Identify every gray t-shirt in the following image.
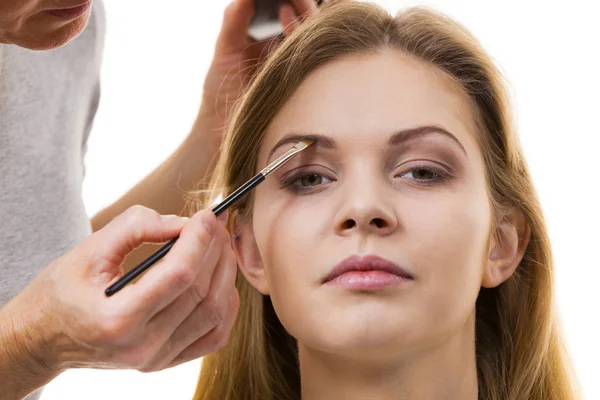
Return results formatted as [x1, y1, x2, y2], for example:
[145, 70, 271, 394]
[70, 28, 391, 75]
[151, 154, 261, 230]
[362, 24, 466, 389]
[0, 2, 105, 399]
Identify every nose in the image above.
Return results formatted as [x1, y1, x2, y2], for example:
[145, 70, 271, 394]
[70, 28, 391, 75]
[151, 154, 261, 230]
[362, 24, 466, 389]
[334, 183, 398, 237]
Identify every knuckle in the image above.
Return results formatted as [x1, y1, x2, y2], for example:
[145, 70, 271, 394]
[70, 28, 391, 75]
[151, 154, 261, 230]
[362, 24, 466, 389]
[193, 221, 214, 249]
[190, 280, 210, 305]
[98, 317, 128, 343]
[122, 206, 161, 239]
[126, 350, 149, 370]
[207, 299, 226, 327]
[137, 362, 158, 373]
[125, 343, 158, 370]
[172, 267, 196, 291]
[211, 331, 229, 352]
[126, 205, 162, 228]
[137, 357, 163, 374]
[125, 205, 150, 220]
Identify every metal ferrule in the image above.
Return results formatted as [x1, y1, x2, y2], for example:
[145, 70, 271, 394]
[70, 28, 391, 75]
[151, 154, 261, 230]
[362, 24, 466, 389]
[260, 141, 313, 177]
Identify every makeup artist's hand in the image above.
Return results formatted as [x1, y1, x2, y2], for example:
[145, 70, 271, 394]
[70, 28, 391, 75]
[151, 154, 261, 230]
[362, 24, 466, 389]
[197, 0, 317, 129]
[0, 206, 238, 387]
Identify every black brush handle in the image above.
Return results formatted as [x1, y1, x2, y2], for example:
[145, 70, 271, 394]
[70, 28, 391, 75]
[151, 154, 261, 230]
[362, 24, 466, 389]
[212, 173, 264, 215]
[105, 173, 265, 297]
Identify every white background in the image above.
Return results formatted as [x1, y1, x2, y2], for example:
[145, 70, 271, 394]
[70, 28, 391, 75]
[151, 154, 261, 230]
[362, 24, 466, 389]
[42, 0, 600, 399]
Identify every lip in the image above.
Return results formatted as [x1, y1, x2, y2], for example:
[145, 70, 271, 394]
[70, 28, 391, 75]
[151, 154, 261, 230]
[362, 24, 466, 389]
[46, 1, 92, 19]
[323, 254, 414, 290]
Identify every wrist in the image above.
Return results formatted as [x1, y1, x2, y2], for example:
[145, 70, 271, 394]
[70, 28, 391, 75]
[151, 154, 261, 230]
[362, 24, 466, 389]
[1, 298, 65, 379]
[0, 304, 60, 399]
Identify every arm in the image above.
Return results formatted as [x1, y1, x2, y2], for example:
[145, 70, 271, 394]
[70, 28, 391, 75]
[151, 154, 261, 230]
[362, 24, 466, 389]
[90, 0, 317, 272]
[0, 303, 62, 400]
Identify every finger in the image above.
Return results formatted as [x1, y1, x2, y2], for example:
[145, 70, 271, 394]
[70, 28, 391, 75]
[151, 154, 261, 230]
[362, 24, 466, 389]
[280, 3, 300, 36]
[144, 221, 232, 338]
[89, 206, 187, 266]
[124, 210, 222, 316]
[290, 0, 318, 16]
[217, 0, 256, 51]
[148, 234, 237, 365]
[166, 287, 240, 368]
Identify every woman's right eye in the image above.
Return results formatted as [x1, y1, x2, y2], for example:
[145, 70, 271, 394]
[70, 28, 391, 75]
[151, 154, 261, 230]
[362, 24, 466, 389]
[294, 174, 331, 187]
[282, 171, 334, 193]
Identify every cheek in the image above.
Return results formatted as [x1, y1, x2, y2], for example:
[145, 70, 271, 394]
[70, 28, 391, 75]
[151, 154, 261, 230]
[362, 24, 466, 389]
[252, 194, 330, 330]
[409, 196, 490, 276]
[405, 188, 491, 331]
[253, 188, 332, 279]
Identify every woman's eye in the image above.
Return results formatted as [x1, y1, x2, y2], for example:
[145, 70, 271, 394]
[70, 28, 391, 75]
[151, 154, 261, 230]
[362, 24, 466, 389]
[396, 165, 449, 184]
[401, 168, 437, 180]
[292, 173, 332, 187]
[282, 170, 334, 193]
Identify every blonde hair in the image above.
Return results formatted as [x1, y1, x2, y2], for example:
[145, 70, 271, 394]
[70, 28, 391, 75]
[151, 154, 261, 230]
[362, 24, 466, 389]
[191, 2, 580, 399]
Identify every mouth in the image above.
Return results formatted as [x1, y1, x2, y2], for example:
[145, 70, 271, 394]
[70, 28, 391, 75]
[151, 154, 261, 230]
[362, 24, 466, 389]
[323, 254, 414, 290]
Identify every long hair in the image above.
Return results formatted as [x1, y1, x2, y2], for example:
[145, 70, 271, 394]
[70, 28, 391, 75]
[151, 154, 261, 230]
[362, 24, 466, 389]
[191, 2, 580, 399]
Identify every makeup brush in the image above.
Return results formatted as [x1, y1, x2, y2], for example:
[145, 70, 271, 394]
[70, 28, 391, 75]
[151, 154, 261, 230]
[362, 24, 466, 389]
[105, 139, 315, 297]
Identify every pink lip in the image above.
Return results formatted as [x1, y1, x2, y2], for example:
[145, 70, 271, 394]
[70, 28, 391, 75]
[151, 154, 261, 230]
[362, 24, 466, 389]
[323, 254, 414, 290]
[46, 1, 92, 19]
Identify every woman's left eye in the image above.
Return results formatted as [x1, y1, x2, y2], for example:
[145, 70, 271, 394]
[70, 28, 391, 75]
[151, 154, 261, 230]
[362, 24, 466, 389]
[401, 168, 437, 180]
[396, 166, 448, 184]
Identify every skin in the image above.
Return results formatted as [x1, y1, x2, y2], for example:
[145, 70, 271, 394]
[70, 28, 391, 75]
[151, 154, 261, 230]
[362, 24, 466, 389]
[0, 0, 93, 50]
[0, 0, 316, 398]
[0, 207, 239, 398]
[234, 51, 529, 399]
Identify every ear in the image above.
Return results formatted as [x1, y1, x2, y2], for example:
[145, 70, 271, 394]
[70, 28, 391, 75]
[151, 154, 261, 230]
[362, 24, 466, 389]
[482, 207, 531, 288]
[230, 211, 270, 295]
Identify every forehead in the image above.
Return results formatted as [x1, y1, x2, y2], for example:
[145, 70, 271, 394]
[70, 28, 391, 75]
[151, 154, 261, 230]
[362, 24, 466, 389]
[261, 50, 480, 159]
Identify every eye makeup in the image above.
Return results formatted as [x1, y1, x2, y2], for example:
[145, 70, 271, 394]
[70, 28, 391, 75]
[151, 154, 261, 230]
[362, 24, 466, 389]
[105, 139, 315, 297]
[281, 166, 336, 194]
[279, 161, 452, 195]
[390, 140, 465, 173]
[393, 161, 453, 187]
[267, 125, 467, 166]
[267, 128, 467, 198]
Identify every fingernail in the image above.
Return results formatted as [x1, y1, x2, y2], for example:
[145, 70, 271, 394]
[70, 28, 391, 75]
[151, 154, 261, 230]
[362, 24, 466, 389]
[202, 212, 216, 235]
[217, 210, 229, 226]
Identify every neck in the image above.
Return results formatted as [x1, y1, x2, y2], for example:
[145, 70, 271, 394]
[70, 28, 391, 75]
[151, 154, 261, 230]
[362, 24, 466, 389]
[298, 319, 478, 400]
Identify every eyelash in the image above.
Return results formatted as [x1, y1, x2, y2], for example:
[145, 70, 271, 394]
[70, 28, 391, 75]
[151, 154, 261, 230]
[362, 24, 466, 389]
[281, 168, 334, 194]
[394, 163, 451, 187]
[281, 163, 451, 194]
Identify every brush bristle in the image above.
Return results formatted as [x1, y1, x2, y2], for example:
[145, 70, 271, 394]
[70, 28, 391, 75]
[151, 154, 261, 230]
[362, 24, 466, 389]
[297, 139, 315, 149]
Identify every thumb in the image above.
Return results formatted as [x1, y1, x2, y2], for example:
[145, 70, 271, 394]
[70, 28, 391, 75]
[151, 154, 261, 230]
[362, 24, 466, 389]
[90, 206, 187, 266]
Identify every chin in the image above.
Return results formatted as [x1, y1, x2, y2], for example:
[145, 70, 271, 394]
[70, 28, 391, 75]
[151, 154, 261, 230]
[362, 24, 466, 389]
[304, 333, 409, 366]
[14, 13, 91, 50]
[302, 314, 420, 358]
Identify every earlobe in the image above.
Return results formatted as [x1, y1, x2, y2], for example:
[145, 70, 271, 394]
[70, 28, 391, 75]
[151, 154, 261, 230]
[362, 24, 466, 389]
[231, 211, 270, 295]
[482, 208, 531, 288]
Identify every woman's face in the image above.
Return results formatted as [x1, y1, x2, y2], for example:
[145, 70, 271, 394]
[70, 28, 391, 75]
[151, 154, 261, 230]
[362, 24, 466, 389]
[237, 51, 496, 359]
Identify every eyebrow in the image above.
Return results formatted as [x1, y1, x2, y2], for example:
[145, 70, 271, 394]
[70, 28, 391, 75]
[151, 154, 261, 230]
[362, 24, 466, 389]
[266, 125, 468, 162]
